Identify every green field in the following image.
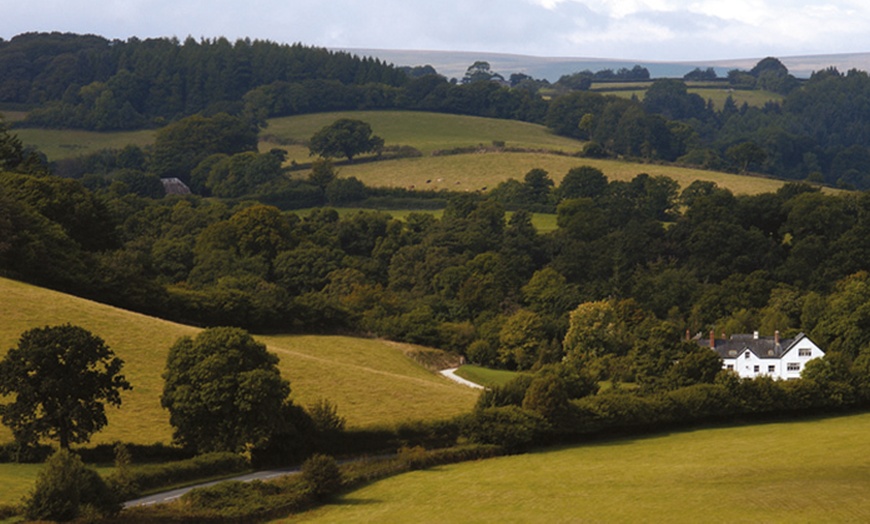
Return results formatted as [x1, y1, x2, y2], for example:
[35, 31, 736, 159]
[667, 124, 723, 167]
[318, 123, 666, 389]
[0, 277, 478, 445]
[295, 412, 870, 523]
[590, 83, 785, 111]
[262, 110, 585, 158]
[322, 150, 791, 195]
[13, 127, 155, 161]
[454, 364, 522, 388]
[12, 109, 810, 197]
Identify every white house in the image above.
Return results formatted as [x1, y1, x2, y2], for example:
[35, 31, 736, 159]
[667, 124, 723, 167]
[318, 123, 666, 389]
[702, 331, 824, 380]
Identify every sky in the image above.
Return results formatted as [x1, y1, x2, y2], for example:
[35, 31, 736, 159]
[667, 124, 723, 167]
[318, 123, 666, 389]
[2, 0, 870, 62]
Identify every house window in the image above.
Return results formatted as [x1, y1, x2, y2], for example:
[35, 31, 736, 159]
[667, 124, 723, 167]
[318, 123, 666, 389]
[768, 365, 776, 373]
[726, 364, 734, 370]
[745, 351, 751, 359]
[729, 350, 737, 357]
[799, 348, 811, 357]
[753, 365, 760, 372]
[788, 362, 800, 372]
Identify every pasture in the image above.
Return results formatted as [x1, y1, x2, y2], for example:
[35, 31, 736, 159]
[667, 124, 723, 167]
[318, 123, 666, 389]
[295, 412, 870, 523]
[454, 364, 522, 388]
[261, 110, 585, 158]
[11, 109, 811, 197]
[322, 150, 791, 195]
[13, 127, 155, 161]
[0, 277, 479, 446]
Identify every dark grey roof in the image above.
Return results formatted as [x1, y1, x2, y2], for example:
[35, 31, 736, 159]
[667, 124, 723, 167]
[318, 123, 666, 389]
[160, 177, 191, 195]
[700, 332, 811, 360]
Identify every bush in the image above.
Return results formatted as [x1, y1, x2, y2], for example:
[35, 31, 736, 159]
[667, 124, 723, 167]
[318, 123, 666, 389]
[476, 374, 534, 409]
[301, 454, 343, 498]
[24, 449, 119, 522]
[459, 406, 547, 452]
[124, 452, 249, 493]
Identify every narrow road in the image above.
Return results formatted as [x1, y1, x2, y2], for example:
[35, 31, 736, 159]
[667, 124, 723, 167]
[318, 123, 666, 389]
[123, 467, 302, 508]
[439, 367, 485, 389]
[126, 367, 483, 508]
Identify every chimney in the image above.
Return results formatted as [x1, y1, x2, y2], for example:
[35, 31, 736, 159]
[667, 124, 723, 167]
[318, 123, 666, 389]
[753, 330, 759, 340]
[775, 330, 780, 346]
[709, 330, 715, 348]
[686, 329, 691, 342]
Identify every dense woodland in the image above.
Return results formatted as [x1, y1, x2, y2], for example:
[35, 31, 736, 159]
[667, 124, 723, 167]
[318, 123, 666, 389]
[4, 33, 870, 188]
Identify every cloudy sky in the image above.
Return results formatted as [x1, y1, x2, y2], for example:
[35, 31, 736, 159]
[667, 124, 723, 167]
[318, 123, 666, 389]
[2, 0, 869, 61]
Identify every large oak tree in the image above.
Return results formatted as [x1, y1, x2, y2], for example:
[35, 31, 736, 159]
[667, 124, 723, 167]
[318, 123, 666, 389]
[0, 324, 132, 449]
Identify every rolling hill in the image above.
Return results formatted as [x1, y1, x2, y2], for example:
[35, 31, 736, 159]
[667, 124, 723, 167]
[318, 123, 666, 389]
[0, 277, 479, 446]
[296, 412, 870, 522]
[263, 111, 808, 195]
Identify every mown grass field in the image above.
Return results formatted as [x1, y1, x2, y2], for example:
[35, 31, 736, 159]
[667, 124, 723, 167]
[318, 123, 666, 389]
[262, 110, 585, 158]
[0, 277, 478, 446]
[323, 150, 791, 195]
[454, 364, 522, 388]
[13, 127, 155, 161]
[295, 412, 870, 523]
[13, 109, 812, 197]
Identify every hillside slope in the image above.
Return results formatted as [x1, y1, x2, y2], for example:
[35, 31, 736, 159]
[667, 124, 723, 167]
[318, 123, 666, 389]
[0, 277, 478, 445]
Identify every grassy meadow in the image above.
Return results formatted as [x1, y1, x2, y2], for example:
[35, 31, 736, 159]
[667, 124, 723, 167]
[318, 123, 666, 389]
[454, 364, 522, 388]
[262, 110, 584, 158]
[295, 412, 870, 523]
[11, 109, 812, 197]
[13, 127, 155, 161]
[590, 83, 785, 111]
[321, 150, 791, 195]
[0, 277, 479, 446]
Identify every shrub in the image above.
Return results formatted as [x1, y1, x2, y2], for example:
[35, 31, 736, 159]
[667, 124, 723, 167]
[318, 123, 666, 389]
[459, 406, 547, 452]
[308, 398, 347, 434]
[475, 374, 534, 409]
[24, 449, 119, 522]
[301, 454, 343, 498]
[124, 452, 249, 493]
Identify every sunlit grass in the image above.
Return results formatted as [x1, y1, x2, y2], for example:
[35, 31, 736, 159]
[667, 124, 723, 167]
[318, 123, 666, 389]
[263, 110, 585, 157]
[0, 277, 478, 444]
[326, 151, 794, 195]
[260, 335, 479, 428]
[453, 365, 523, 388]
[295, 412, 870, 523]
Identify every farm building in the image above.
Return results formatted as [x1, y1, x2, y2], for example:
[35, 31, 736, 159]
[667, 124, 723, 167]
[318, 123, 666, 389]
[701, 331, 824, 380]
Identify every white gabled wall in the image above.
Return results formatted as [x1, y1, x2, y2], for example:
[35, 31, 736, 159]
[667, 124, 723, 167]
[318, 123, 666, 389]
[718, 336, 824, 380]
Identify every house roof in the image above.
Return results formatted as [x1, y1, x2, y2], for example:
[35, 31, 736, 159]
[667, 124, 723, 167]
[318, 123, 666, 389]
[160, 177, 191, 195]
[702, 332, 816, 360]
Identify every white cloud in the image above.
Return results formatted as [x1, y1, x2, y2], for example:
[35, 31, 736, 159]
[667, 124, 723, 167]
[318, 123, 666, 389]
[4, 0, 870, 61]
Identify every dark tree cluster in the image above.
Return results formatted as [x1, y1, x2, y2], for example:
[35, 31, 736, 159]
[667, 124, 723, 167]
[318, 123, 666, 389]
[1, 32, 405, 130]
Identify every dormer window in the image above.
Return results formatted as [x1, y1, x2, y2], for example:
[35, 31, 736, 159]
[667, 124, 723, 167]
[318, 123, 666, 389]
[728, 350, 737, 357]
[798, 348, 811, 357]
[744, 351, 751, 358]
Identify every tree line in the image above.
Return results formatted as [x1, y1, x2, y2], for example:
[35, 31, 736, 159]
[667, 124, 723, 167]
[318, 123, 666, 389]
[7, 33, 870, 188]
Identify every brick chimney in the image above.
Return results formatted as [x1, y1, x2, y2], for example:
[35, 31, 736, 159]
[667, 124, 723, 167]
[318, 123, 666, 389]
[775, 330, 780, 346]
[709, 330, 715, 348]
[686, 329, 691, 342]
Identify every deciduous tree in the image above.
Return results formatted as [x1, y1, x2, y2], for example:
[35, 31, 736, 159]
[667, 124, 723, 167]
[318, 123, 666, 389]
[309, 118, 384, 162]
[0, 324, 132, 449]
[160, 327, 291, 453]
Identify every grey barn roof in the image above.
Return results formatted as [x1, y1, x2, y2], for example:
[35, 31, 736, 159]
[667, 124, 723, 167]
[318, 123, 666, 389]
[701, 333, 810, 360]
